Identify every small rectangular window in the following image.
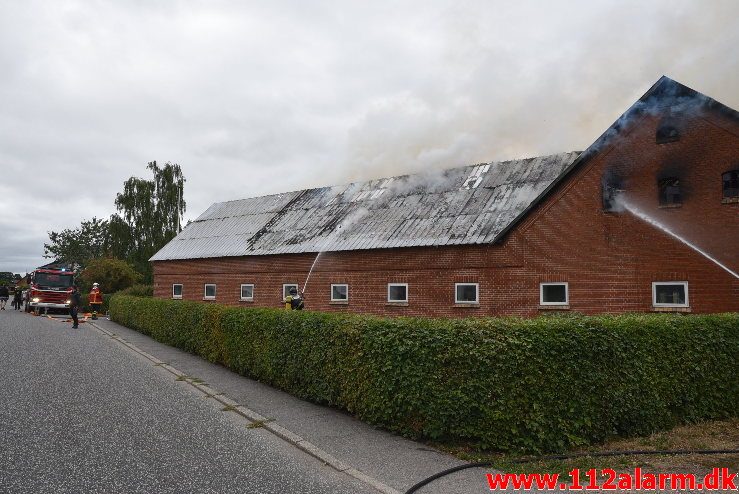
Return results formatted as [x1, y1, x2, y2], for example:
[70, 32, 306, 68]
[723, 170, 739, 199]
[658, 177, 682, 206]
[387, 283, 408, 303]
[283, 284, 299, 300]
[172, 284, 183, 299]
[652, 282, 688, 307]
[455, 283, 479, 304]
[656, 123, 680, 144]
[204, 284, 216, 299]
[540, 282, 568, 305]
[602, 176, 623, 212]
[240, 284, 254, 301]
[331, 284, 348, 302]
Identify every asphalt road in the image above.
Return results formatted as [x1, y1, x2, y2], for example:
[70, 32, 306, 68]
[0, 309, 374, 494]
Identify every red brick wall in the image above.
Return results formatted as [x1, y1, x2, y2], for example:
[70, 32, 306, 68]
[153, 107, 739, 317]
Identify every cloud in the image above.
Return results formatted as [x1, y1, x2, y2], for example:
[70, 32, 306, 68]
[342, 0, 739, 182]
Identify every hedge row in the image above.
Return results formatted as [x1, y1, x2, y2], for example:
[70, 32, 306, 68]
[109, 295, 738, 453]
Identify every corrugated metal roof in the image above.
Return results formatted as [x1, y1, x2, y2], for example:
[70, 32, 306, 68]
[151, 152, 580, 261]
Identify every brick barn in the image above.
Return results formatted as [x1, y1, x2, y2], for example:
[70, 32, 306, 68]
[151, 76, 739, 317]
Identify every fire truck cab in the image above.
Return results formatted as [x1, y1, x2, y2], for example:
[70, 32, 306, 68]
[26, 263, 76, 314]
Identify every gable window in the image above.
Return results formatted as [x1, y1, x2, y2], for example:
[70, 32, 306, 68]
[658, 177, 682, 207]
[240, 284, 254, 301]
[387, 283, 408, 303]
[656, 121, 680, 144]
[172, 284, 183, 299]
[652, 282, 688, 307]
[283, 284, 299, 300]
[602, 175, 623, 212]
[455, 283, 479, 304]
[204, 284, 216, 300]
[723, 170, 739, 201]
[331, 284, 348, 302]
[540, 282, 568, 306]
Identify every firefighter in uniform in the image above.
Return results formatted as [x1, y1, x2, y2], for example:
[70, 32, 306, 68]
[284, 287, 304, 310]
[89, 282, 104, 320]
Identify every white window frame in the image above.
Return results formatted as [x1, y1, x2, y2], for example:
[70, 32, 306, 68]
[539, 282, 569, 306]
[204, 283, 216, 300]
[240, 284, 254, 301]
[652, 281, 689, 308]
[172, 284, 183, 299]
[283, 283, 299, 301]
[330, 283, 349, 302]
[454, 283, 479, 304]
[387, 283, 409, 303]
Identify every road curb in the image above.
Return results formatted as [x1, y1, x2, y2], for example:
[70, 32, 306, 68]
[88, 321, 401, 494]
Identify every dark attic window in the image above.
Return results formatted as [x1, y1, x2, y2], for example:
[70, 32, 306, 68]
[656, 122, 680, 144]
[602, 177, 623, 212]
[658, 177, 682, 207]
[723, 170, 739, 201]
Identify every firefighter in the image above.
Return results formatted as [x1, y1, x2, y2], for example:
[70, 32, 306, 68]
[88, 282, 103, 320]
[284, 287, 304, 310]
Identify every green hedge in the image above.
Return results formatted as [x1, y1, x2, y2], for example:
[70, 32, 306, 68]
[109, 295, 738, 453]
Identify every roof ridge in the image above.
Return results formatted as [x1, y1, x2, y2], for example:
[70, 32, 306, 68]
[210, 151, 582, 208]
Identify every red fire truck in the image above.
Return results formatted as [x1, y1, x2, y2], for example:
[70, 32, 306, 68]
[26, 262, 76, 314]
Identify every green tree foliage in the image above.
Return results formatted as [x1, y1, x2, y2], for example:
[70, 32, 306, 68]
[116, 284, 154, 297]
[78, 258, 140, 294]
[110, 161, 185, 281]
[44, 217, 110, 268]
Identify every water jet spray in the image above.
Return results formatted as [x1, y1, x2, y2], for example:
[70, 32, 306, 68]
[302, 208, 371, 294]
[616, 195, 739, 280]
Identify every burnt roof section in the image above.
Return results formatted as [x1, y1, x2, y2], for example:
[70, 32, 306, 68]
[150, 152, 580, 260]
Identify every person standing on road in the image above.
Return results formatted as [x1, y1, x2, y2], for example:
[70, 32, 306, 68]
[12, 288, 22, 310]
[69, 286, 81, 328]
[88, 282, 103, 319]
[0, 284, 9, 310]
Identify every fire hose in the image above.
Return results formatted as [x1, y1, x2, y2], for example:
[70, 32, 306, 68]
[404, 448, 739, 494]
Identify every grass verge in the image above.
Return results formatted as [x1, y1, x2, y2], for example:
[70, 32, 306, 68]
[437, 418, 739, 477]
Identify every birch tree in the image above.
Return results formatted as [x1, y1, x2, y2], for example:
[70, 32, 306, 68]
[110, 161, 186, 281]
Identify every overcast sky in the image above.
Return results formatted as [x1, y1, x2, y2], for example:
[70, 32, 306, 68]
[1, 0, 737, 274]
